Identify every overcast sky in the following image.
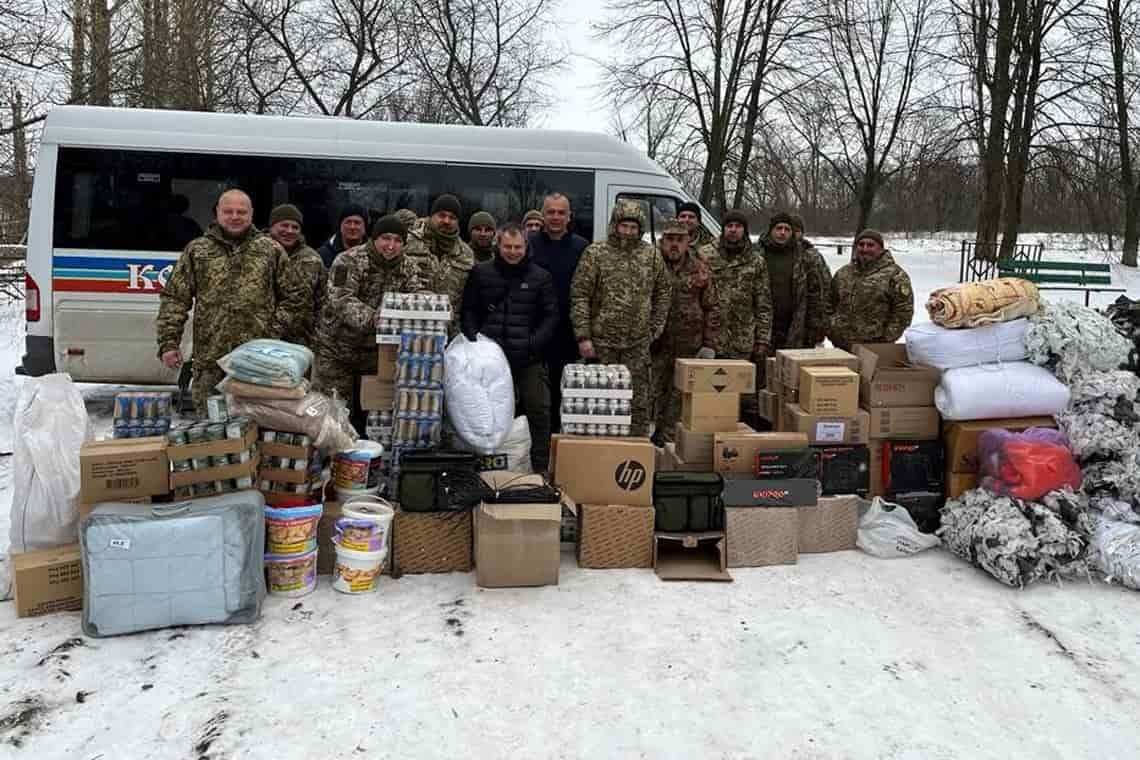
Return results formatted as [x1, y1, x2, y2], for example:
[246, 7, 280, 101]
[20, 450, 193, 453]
[542, 0, 610, 134]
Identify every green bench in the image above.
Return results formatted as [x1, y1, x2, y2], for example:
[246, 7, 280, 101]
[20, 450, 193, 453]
[996, 259, 1126, 307]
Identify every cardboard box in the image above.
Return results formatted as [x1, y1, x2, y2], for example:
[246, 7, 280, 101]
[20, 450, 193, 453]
[680, 392, 739, 433]
[168, 424, 260, 489]
[81, 437, 171, 503]
[946, 471, 979, 499]
[784, 405, 870, 444]
[754, 449, 820, 480]
[882, 441, 944, 493]
[816, 445, 870, 496]
[856, 343, 941, 408]
[725, 507, 799, 567]
[359, 375, 395, 411]
[714, 431, 809, 475]
[943, 416, 1057, 474]
[377, 344, 399, 381]
[867, 406, 941, 440]
[777, 348, 860, 390]
[12, 544, 83, 618]
[798, 495, 860, 553]
[869, 441, 884, 497]
[758, 389, 779, 421]
[555, 437, 655, 507]
[393, 509, 473, 574]
[654, 532, 732, 581]
[577, 504, 655, 569]
[675, 423, 714, 464]
[549, 433, 631, 480]
[475, 471, 569, 588]
[765, 357, 779, 392]
[722, 478, 818, 507]
[663, 442, 710, 472]
[674, 358, 756, 394]
[798, 366, 860, 416]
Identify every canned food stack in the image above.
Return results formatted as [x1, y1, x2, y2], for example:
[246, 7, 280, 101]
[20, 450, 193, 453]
[257, 429, 325, 505]
[113, 391, 174, 438]
[375, 292, 452, 344]
[560, 365, 634, 436]
[387, 330, 446, 496]
[166, 416, 259, 500]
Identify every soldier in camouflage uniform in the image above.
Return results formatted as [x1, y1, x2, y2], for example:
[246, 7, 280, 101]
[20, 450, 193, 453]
[157, 189, 307, 411]
[268, 204, 327, 352]
[571, 199, 672, 436]
[468, 210, 498, 263]
[828, 229, 914, 353]
[698, 209, 773, 427]
[315, 215, 423, 411]
[652, 218, 720, 443]
[759, 212, 826, 353]
[678, 201, 714, 252]
[790, 213, 833, 343]
[403, 194, 474, 336]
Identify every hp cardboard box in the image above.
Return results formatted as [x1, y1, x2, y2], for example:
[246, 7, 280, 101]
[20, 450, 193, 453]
[777, 348, 859, 390]
[674, 358, 756, 394]
[714, 431, 809, 476]
[475, 472, 569, 588]
[798, 366, 860, 416]
[80, 437, 170, 503]
[555, 437, 655, 506]
[856, 344, 940, 407]
[867, 406, 940, 440]
[943, 416, 1057, 473]
[785, 404, 870, 444]
[12, 544, 83, 618]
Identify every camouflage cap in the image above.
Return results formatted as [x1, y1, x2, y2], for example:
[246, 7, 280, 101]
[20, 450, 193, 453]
[610, 199, 646, 230]
[661, 217, 689, 236]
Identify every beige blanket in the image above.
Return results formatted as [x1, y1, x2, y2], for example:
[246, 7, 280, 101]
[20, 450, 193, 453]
[926, 278, 1040, 328]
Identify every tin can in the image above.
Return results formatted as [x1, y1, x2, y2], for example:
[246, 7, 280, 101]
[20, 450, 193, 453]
[235, 448, 251, 464]
[400, 331, 415, 355]
[174, 486, 193, 500]
[205, 424, 226, 442]
[211, 454, 233, 467]
[226, 416, 250, 440]
[191, 456, 212, 471]
[155, 392, 172, 420]
[114, 394, 132, 420]
[165, 427, 188, 447]
[214, 480, 229, 494]
[206, 395, 228, 423]
[291, 458, 307, 471]
[172, 456, 193, 473]
[426, 391, 442, 417]
[259, 479, 273, 491]
[619, 425, 631, 436]
[261, 430, 277, 443]
[296, 434, 312, 448]
[430, 359, 443, 386]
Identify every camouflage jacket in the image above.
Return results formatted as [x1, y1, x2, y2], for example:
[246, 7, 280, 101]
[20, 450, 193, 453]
[802, 238, 833, 339]
[700, 238, 773, 358]
[319, 242, 423, 359]
[652, 252, 721, 358]
[759, 238, 827, 350]
[156, 224, 306, 363]
[828, 251, 914, 353]
[282, 239, 327, 350]
[571, 235, 672, 349]
[404, 218, 475, 334]
[471, 242, 496, 264]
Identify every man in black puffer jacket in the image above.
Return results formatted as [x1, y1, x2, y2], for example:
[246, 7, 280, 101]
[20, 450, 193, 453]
[461, 223, 559, 471]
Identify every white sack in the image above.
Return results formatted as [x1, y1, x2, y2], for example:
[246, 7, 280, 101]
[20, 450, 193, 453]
[444, 334, 515, 454]
[935, 362, 1070, 421]
[905, 318, 1028, 370]
[857, 497, 939, 558]
[451, 416, 532, 473]
[9, 374, 91, 554]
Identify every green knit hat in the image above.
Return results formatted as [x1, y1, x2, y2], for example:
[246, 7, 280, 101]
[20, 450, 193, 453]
[469, 211, 497, 231]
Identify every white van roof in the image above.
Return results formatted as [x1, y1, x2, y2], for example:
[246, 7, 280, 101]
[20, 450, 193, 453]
[42, 106, 672, 177]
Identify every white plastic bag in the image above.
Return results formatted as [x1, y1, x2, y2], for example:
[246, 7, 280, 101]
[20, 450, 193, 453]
[444, 334, 515, 453]
[935, 361, 1070, 421]
[9, 374, 91, 554]
[452, 416, 533, 473]
[857, 497, 940, 558]
[904, 319, 1028, 370]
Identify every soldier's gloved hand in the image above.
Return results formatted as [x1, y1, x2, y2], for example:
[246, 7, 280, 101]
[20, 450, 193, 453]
[161, 349, 184, 369]
[696, 346, 716, 360]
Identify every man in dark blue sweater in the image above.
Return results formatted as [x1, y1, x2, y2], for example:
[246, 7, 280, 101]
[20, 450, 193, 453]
[529, 192, 589, 434]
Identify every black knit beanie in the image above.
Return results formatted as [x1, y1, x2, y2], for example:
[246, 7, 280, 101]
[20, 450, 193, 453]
[338, 204, 367, 225]
[431, 194, 462, 218]
[768, 212, 794, 232]
[678, 201, 701, 217]
[722, 209, 749, 229]
[372, 214, 407, 242]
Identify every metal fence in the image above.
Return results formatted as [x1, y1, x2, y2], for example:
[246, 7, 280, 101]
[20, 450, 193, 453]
[958, 240, 1044, 283]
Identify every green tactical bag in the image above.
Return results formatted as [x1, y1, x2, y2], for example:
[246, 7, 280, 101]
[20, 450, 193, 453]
[652, 472, 725, 532]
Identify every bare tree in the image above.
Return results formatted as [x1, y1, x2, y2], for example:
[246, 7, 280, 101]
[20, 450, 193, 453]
[1103, 0, 1140, 265]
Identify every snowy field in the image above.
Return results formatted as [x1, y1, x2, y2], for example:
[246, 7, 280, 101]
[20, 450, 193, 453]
[2, 235, 1140, 758]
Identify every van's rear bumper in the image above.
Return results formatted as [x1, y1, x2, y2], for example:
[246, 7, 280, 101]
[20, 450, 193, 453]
[18, 335, 56, 376]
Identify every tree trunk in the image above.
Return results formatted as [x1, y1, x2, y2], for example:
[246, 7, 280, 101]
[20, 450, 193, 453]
[89, 0, 112, 106]
[71, 0, 87, 103]
[1109, 0, 1138, 267]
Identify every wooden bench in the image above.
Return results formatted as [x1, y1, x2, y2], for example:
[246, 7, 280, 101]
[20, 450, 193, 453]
[996, 259, 1127, 307]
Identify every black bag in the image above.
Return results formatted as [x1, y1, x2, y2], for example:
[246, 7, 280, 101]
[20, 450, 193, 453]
[397, 451, 483, 512]
[653, 472, 724, 532]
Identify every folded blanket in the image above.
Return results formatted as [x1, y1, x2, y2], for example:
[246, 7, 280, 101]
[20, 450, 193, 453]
[926, 278, 1039, 328]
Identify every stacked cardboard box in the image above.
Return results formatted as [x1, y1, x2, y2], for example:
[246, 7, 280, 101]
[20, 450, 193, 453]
[670, 359, 755, 469]
[359, 344, 398, 411]
[773, 348, 862, 441]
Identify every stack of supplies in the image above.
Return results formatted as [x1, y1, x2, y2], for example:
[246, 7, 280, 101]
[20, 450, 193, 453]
[668, 358, 755, 469]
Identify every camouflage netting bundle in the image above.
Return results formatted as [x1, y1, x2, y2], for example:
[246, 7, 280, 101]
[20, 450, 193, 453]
[1081, 454, 1140, 502]
[1105, 296, 1140, 372]
[1025, 301, 1131, 383]
[938, 488, 1091, 588]
[1056, 410, 1140, 462]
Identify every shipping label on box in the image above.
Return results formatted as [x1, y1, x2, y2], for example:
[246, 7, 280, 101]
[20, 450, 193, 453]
[856, 343, 940, 407]
[674, 359, 756, 394]
[777, 348, 860, 389]
[554, 437, 655, 507]
[798, 366, 860, 417]
[714, 431, 809, 475]
[81, 437, 170, 503]
[943, 416, 1057, 473]
[784, 404, 869, 444]
[867, 406, 941, 440]
[13, 544, 83, 618]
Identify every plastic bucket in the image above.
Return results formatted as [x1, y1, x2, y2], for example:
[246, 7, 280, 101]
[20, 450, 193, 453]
[336, 495, 396, 553]
[265, 549, 317, 597]
[332, 544, 387, 594]
[333, 441, 384, 497]
[264, 503, 323, 555]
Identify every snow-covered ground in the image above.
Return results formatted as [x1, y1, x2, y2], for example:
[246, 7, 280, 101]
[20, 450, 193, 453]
[2, 236, 1140, 759]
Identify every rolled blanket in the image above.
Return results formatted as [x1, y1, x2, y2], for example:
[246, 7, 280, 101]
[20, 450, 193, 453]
[926, 278, 1039, 328]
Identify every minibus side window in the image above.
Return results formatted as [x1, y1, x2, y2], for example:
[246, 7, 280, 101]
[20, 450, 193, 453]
[614, 193, 680, 246]
[443, 164, 594, 243]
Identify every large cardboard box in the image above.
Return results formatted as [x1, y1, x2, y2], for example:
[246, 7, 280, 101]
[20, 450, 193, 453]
[680, 392, 739, 433]
[675, 423, 714, 464]
[359, 375, 395, 411]
[12, 544, 83, 618]
[777, 348, 860, 390]
[555, 437, 655, 507]
[80, 437, 170, 503]
[765, 357, 779, 393]
[856, 344, 941, 407]
[882, 441, 944, 493]
[943, 416, 1057, 474]
[663, 442, 710, 472]
[946, 471, 979, 499]
[714, 431, 809, 476]
[654, 532, 732, 581]
[674, 359, 756, 394]
[393, 509, 473, 574]
[798, 366, 859, 416]
[816, 445, 870, 496]
[577, 503, 655, 569]
[798, 495, 860, 553]
[377, 344, 399, 381]
[549, 433, 630, 481]
[758, 389, 779, 421]
[475, 472, 568, 587]
[867, 406, 941, 440]
[725, 507, 799, 567]
[784, 404, 870, 444]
